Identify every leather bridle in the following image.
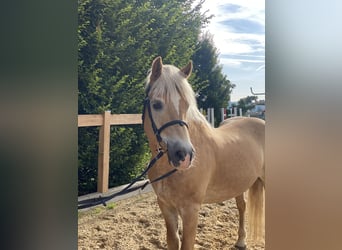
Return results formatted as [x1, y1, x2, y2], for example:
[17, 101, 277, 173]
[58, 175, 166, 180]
[77, 93, 190, 210]
[142, 96, 189, 151]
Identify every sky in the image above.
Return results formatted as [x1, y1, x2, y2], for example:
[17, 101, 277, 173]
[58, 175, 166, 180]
[198, 0, 265, 102]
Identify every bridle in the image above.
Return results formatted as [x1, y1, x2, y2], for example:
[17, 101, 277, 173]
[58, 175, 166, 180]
[142, 95, 189, 151]
[77, 92, 190, 210]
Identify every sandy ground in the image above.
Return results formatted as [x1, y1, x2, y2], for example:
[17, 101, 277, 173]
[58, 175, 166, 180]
[78, 192, 265, 250]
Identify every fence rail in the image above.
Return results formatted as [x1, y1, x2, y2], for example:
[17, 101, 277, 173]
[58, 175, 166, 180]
[78, 111, 142, 193]
[78, 108, 258, 195]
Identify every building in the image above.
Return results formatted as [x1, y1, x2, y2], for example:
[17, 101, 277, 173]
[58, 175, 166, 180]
[246, 100, 265, 120]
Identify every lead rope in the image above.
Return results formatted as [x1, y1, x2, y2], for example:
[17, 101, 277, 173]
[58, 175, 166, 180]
[78, 150, 176, 209]
[79, 94, 187, 210]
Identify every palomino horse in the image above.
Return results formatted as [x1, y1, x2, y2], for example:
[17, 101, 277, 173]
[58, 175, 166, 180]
[143, 56, 265, 250]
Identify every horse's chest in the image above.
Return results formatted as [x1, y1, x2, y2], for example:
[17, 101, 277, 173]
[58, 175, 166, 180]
[152, 178, 204, 206]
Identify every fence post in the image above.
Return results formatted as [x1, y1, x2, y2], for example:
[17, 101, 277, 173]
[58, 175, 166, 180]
[207, 108, 210, 123]
[210, 108, 214, 127]
[97, 110, 111, 193]
[221, 108, 225, 122]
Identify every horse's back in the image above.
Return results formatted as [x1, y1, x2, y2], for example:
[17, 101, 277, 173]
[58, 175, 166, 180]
[219, 117, 265, 144]
[220, 116, 264, 127]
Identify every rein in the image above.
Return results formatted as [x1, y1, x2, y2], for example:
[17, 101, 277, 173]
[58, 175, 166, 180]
[78, 95, 188, 210]
[78, 150, 175, 209]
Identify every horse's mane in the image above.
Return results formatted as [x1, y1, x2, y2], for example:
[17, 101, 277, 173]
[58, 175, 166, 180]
[146, 64, 211, 128]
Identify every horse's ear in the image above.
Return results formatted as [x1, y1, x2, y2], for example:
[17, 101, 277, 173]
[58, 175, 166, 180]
[150, 56, 163, 82]
[180, 60, 193, 79]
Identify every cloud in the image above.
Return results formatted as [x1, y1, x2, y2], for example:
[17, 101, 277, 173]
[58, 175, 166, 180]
[213, 32, 264, 56]
[194, 0, 265, 101]
[199, 0, 265, 58]
[220, 57, 264, 66]
[256, 64, 265, 72]
[206, 0, 265, 23]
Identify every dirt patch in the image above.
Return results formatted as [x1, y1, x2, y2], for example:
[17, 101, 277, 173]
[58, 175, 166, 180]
[78, 192, 264, 249]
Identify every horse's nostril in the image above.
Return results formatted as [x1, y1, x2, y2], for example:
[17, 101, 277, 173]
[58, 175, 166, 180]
[166, 140, 193, 167]
[176, 150, 186, 161]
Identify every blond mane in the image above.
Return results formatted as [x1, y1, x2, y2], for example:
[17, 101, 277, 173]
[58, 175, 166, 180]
[146, 64, 211, 128]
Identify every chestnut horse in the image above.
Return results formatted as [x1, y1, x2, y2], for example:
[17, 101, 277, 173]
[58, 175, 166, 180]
[143, 56, 265, 250]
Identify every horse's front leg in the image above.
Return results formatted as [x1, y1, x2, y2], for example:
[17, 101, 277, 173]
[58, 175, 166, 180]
[158, 198, 180, 250]
[179, 203, 201, 250]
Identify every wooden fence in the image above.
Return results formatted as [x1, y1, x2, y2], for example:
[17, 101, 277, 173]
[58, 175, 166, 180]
[78, 111, 142, 193]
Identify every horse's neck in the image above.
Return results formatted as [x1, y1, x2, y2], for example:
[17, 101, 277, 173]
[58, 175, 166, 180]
[188, 118, 235, 152]
[188, 119, 216, 147]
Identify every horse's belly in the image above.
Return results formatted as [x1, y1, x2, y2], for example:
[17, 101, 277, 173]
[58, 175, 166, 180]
[203, 189, 241, 203]
[203, 174, 257, 203]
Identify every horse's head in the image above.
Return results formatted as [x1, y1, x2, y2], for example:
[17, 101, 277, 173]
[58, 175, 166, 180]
[143, 56, 195, 170]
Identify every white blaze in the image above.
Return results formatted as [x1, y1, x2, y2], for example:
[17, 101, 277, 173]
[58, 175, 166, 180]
[171, 92, 181, 115]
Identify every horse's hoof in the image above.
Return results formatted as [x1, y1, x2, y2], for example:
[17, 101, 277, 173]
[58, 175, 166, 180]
[233, 245, 247, 250]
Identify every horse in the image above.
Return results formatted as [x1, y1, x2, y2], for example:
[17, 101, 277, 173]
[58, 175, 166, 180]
[142, 56, 265, 250]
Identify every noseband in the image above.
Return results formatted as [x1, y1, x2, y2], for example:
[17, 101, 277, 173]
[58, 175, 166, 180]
[142, 97, 189, 149]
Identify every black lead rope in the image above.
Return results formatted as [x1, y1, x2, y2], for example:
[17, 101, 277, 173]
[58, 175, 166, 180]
[78, 151, 176, 210]
[79, 95, 188, 210]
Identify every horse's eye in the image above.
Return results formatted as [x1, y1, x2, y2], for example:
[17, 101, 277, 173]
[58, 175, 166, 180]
[152, 101, 163, 110]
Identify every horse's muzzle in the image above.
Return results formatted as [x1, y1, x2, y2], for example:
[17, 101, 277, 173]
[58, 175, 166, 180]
[166, 139, 194, 170]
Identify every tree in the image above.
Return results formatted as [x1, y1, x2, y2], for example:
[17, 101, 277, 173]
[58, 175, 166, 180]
[78, 0, 210, 195]
[237, 96, 258, 115]
[191, 32, 235, 126]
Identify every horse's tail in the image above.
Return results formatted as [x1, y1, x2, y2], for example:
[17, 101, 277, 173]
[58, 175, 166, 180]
[247, 177, 265, 243]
